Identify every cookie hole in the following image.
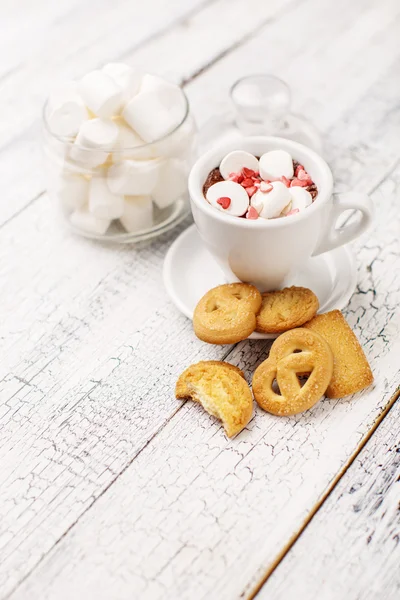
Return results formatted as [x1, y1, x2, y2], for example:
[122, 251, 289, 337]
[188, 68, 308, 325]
[231, 292, 243, 300]
[296, 374, 309, 387]
[272, 379, 281, 394]
[206, 301, 220, 312]
[293, 349, 302, 353]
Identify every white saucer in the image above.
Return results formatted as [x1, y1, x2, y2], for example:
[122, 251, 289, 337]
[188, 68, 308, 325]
[163, 224, 357, 340]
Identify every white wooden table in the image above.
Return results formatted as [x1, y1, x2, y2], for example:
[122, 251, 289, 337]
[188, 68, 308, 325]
[1, 1, 399, 598]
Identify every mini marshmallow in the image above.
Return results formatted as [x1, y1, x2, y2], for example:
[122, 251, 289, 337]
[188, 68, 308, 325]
[152, 159, 186, 209]
[258, 181, 291, 219]
[120, 195, 153, 233]
[206, 181, 249, 217]
[289, 187, 312, 212]
[219, 151, 259, 180]
[47, 82, 89, 137]
[102, 63, 142, 104]
[89, 176, 124, 220]
[56, 172, 89, 211]
[70, 118, 118, 167]
[122, 84, 186, 143]
[70, 206, 110, 235]
[78, 70, 123, 118]
[259, 150, 294, 181]
[107, 158, 160, 195]
[112, 120, 157, 160]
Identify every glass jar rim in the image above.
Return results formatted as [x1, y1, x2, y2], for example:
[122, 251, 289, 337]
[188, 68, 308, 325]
[42, 87, 191, 153]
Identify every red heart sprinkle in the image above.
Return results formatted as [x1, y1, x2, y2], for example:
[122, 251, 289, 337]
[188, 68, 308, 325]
[242, 167, 258, 178]
[228, 173, 240, 182]
[260, 181, 273, 193]
[286, 208, 300, 216]
[290, 178, 309, 188]
[281, 176, 291, 187]
[241, 178, 255, 188]
[246, 186, 257, 197]
[246, 206, 259, 219]
[217, 196, 231, 209]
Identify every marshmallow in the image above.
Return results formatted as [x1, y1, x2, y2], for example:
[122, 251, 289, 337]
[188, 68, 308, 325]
[152, 116, 195, 158]
[257, 181, 291, 219]
[70, 118, 118, 167]
[206, 181, 249, 217]
[250, 191, 264, 215]
[120, 195, 153, 233]
[102, 63, 142, 104]
[122, 84, 186, 143]
[70, 206, 110, 235]
[152, 159, 187, 209]
[56, 172, 89, 211]
[289, 187, 313, 212]
[89, 176, 124, 220]
[112, 120, 156, 160]
[47, 82, 89, 137]
[219, 151, 259, 180]
[259, 150, 294, 181]
[78, 70, 123, 118]
[107, 158, 160, 195]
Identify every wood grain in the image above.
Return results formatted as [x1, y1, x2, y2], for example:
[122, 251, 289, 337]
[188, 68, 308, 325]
[259, 391, 400, 600]
[1, 0, 399, 597]
[8, 165, 400, 600]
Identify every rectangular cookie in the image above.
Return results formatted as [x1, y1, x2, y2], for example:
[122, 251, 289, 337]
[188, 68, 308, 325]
[304, 310, 373, 398]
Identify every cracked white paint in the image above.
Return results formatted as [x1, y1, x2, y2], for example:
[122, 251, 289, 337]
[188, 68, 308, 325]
[0, 0, 399, 598]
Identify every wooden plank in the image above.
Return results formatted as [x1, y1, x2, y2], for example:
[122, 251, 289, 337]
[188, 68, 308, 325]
[1, 0, 400, 595]
[7, 163, 400, 600]
[258, 391, 400, 600]
[0, 0, 297, 228]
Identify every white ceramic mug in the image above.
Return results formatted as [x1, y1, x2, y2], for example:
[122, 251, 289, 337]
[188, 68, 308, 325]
[188, 136, 374, 291]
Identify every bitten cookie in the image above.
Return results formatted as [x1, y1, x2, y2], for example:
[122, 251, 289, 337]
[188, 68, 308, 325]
[176, 360, 253, 437]
[304, 310, 373, 398]
[256, 286, 319, 333]
[193, 283, 262, 344]
[252, 328, 333, 416]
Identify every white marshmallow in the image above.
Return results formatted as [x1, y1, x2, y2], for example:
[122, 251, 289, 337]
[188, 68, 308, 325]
[70, 118, 118, 167]
[111, 120, 156, 160]
[258, 181, 291, 219]
[89, 177, 124, 220]
[102, 63, 142, 104]
[122, 84, 186, 143]
[152, 116, 195, 158]
[250, 192, 264, 215]
[107, 158, 160, 195]
[289, 187, 312, 211]
[219, 151, 259, 180]
[259, 150, 294, 181]
[47, 82, 89, 137]
[78, 70, 123, 118]
[206, 181, 249, 217]
[56, 172, 89, 211]
[120, 195, 153, 233]
[152, 159, 187, 209]
[70, 206, 110, 235]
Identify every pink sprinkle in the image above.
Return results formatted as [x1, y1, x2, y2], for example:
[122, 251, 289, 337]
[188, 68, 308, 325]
[294, 164, 304, 177]
[217, 196, 231, 209]
[297, 169, 312, 183]
[260, 181, 273, 193]
[286, 208, 300, 216]
[246, 186, 257, 197]
[281, 176, 291, 188]
[291, 178, 309, 188]
[246, 206, 259, 219]
[228, 173, 240, 182]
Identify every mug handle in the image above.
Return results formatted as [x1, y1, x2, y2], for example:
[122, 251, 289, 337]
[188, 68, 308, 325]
[313, 192, 374, 256]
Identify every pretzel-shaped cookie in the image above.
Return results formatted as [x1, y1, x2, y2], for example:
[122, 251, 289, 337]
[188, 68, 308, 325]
[252, 328, 333, 416]
[193, 283, 262, 344]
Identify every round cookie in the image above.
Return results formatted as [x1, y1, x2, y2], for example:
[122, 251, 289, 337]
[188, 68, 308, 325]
[193, 283, 262, 344]
[176, 360, 253, 437]
[256, 286, 319, 334]
[252, 328, 333, 416]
